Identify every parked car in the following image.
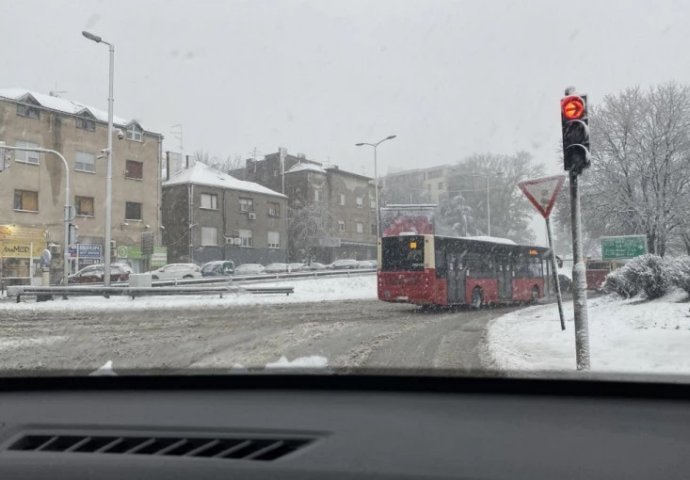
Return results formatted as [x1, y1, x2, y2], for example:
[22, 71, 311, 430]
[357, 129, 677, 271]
[357, 260, 377, 269]
[112, 261, 134, 274]
[148, 263, 201, 281]
[328, 259, 359, 270]
[201, 260, 235, 277]
[265, 262, 289, 273]
[68, 264, 130, 284]
[288, 263, 306, 272]
[234, 263, 266, 275]
[304, 262, 327, 271]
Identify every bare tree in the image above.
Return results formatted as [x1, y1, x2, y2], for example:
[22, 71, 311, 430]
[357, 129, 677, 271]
[440, 151, 545, 243]
[194, 151, 246, 173]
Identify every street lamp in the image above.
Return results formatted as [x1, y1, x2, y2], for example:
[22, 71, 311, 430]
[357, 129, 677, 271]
[355, 135, 397, 238]
[0, 142, 71, 286]
[82, 30, 115, 286]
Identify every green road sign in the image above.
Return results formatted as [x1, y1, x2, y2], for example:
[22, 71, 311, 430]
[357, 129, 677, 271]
[601, 235, 648, 260]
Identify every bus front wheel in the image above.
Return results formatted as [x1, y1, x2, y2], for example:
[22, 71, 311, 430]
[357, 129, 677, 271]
[471, 287, 483, 309]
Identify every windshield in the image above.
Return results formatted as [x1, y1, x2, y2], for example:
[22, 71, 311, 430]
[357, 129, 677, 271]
[1, 0, 690, 381]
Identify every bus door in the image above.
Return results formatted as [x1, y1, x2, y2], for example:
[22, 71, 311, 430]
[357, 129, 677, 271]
[447, 253, 466, 304]
[497, 257, 513, 300]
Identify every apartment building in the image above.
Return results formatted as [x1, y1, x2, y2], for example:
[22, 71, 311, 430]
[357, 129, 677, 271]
[383, 164, 451, 204]
[0, 89, 162, 281]
[236, 150, 377, 262]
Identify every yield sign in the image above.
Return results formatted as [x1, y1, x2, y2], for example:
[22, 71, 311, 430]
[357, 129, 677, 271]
[518, 175, 565, 218]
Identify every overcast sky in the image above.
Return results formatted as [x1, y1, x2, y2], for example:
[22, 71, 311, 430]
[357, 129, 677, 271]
[1, 0, 688, 179]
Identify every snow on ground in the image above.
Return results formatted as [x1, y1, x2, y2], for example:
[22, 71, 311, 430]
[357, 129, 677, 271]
[488, 290, 690, 374]
[0, 274, 377, 314]
[265, 355, 329, 369]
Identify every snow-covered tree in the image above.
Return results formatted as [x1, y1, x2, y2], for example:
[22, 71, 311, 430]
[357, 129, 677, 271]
[288, 201, 334, 262]
[439, 151, 544, 243]
[555, 83, 690, 256]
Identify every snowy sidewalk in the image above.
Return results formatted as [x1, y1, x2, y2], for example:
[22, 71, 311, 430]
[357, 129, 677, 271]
[0, 275, 377, 313]
[487, 290, 690, 374]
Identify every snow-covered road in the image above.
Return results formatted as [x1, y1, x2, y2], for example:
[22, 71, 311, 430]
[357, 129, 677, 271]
[0, 273, 519, 373]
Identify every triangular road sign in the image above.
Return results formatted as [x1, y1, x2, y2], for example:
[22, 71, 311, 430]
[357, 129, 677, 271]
[518, 175, 566, 218]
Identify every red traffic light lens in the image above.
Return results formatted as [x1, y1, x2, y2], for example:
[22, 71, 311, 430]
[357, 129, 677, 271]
[561, 95, 585, 120]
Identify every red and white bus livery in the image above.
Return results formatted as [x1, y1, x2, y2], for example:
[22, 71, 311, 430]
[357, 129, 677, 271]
[377, 234, 549, 307]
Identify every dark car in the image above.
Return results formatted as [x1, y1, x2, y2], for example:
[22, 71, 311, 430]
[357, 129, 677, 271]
[68, 264, 130, 284]
[201, 260, 235, 277]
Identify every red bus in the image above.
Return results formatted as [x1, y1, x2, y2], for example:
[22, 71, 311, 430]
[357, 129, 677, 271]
[377, 234, 549, 307]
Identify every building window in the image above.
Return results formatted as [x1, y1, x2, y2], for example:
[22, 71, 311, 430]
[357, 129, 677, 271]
[200, 193, 218, 210]
[438, 181, 444, 190]
[356, 223, 364, 233]
[125, 201, 142, 220]
[340, 194, 346, 206]
[268, 231, 280, 249]
[201, 227, 218, 246]
[239, 198, 254, 212]
[76, 116, 96, 131]
[16, 103, 40, 119]
[126, 123, 143, 142]
[75, 196, 95, 217]
[125, 160, 143, 180]
[75, 151, 96, 173]
[371, 224, 377, 235]
[338, 220, 345, 232]
[239, 229, 253, 247]
[356, 197, 363, 208]
[15, 141, 40, 165]
[13, 190, 38, 212]
[314, 189, 321, 202]
[268, 202, 280, 217]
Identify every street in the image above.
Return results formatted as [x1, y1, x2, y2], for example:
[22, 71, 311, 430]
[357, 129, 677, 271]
[0, 299, 523, 374]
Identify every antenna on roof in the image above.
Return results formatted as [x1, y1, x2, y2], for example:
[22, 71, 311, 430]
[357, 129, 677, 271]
[49, 90, 67, 97]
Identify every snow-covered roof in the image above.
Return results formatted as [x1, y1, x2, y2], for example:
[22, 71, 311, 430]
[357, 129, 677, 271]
[163, 162, 286, 198]
[285, 162, 326, 174]
[0, 88, 132, 126]
[461, 236, 518, 245]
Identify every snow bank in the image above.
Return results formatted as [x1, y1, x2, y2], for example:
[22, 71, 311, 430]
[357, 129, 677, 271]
[487, 290, 690, 374]
[0, 274, 377, 314]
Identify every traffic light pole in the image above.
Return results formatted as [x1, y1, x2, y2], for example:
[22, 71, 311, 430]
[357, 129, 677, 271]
[568, 171, 590, 370]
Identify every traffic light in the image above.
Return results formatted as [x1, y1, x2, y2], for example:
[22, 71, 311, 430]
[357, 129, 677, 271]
[561, 93, 590, 174]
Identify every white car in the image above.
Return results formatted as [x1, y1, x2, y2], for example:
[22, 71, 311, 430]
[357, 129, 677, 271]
[149, 263, 202, 281]
[328, 259, 359, 270]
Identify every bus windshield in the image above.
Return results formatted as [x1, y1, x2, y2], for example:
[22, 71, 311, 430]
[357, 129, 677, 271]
[381, 236, 425, 272]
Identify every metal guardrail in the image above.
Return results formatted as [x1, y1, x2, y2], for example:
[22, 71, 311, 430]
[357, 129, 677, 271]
[58, 268, 376, 288]
[6, 285, 294, 303]
[230, 268, 376, 284]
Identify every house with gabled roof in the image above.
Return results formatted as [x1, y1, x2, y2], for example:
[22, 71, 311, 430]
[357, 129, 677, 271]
[161, 161, 288, 265]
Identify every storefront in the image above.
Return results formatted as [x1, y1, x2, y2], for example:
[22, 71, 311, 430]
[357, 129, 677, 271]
[116, 245, 167, 273]
[0, 225, 48, 287]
